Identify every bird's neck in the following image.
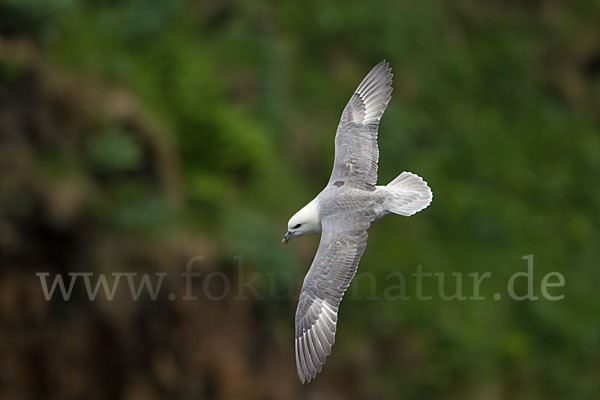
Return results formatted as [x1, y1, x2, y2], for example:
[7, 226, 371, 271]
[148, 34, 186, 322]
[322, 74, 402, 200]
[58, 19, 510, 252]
[299, 199, 321, 234]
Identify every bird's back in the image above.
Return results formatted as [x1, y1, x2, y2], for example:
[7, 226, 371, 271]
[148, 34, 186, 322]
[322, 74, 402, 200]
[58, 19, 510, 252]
[316, 185, 387, 221]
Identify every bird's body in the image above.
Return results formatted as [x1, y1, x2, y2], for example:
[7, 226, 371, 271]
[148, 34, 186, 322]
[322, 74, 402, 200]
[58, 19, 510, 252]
[283, 61, 432, 383]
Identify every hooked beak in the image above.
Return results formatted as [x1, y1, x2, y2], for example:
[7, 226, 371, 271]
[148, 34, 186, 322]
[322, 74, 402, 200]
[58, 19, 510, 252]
[282, 231, 294, 245]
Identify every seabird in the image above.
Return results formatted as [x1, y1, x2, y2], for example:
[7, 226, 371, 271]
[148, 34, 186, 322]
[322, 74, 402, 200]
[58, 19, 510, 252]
[283, 60, 433, 383]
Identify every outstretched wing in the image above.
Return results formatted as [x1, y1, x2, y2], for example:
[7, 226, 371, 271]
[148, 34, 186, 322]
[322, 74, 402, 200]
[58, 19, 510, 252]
[294, 212, 374, 383]
[328, 60, 393, 189]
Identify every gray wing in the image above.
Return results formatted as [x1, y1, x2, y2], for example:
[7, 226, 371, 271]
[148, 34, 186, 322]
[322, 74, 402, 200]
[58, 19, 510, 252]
[328, 60, 393, 189]
[294, 212, 374, 383]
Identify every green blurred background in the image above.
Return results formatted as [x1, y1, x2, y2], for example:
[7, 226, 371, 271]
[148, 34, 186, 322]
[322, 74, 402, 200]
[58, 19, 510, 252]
[1, 0, 599, 399]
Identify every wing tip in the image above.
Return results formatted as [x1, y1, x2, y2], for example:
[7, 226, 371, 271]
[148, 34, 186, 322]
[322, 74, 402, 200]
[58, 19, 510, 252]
[351, 60, 393, 125]
[295, 303, 338, 383]
[295, 332, 324, 384]
[358, 59, 393, 86]
[379, 59, 391, 73]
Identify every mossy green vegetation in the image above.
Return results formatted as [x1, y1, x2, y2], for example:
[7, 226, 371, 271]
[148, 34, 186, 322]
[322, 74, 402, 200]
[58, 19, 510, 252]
[1, 1, 599, 398]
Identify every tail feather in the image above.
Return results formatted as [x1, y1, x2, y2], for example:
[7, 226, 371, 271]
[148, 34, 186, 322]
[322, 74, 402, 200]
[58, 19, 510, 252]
[385, 172, 432, 216]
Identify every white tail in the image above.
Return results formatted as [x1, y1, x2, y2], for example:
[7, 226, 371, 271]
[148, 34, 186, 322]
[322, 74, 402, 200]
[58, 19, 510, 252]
[385, 172, 433, 216]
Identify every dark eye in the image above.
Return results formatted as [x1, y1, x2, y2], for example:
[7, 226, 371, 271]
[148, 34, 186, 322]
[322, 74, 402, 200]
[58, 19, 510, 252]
[293, 224, 302, 229]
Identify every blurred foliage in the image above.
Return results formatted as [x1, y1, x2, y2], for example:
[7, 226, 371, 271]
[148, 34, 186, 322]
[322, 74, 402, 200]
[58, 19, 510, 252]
[1, 0, 600, 399]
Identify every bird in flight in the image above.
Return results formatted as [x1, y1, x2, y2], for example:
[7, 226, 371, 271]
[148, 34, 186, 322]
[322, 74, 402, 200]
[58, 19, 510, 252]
[282, 60, 433, 383]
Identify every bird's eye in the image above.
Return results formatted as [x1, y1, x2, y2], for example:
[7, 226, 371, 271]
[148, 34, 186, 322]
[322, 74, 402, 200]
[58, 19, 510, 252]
[293, 224, 302, 229]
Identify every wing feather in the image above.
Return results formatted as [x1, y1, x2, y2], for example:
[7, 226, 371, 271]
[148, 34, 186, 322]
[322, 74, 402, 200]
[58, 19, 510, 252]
[328, 60, 393, 189]
[294, 214, 373, 383]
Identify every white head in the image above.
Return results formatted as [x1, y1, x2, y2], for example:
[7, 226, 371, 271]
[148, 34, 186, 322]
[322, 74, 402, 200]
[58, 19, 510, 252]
[282, 199, 321, 245]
